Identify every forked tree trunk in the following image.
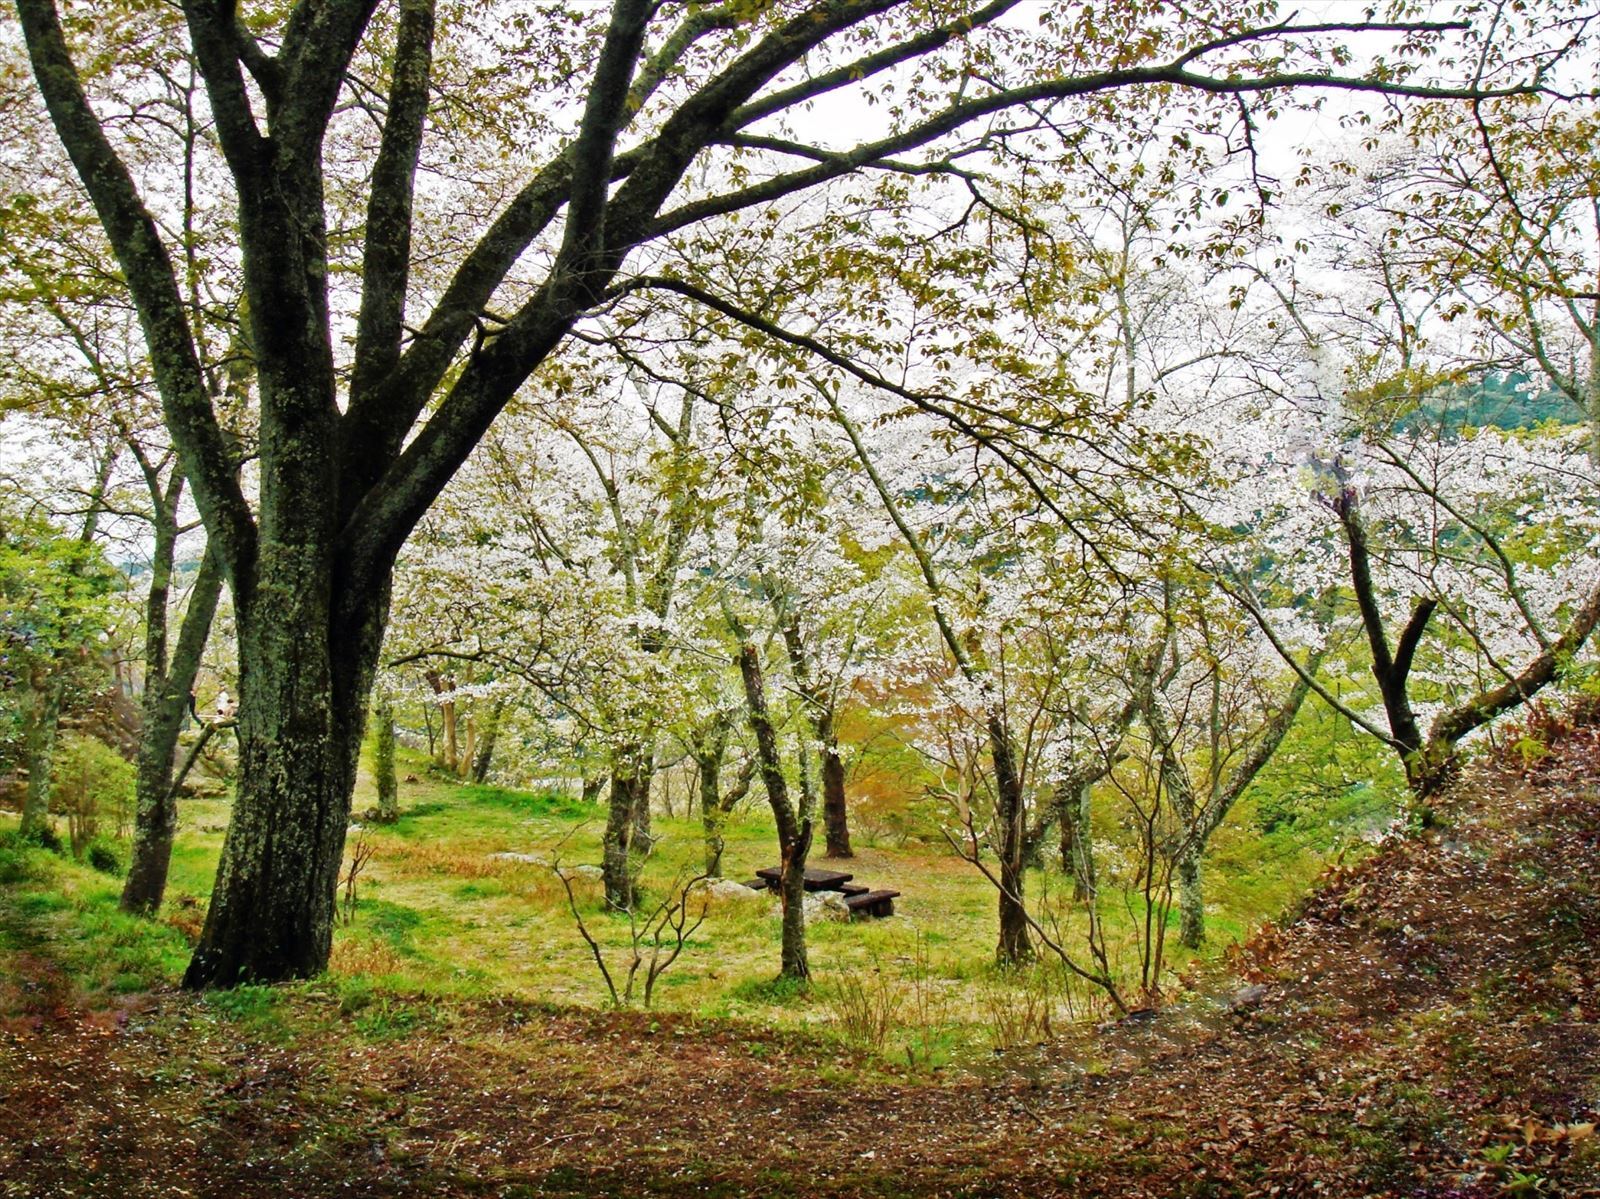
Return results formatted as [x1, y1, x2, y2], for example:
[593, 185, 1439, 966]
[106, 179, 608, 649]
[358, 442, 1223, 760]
[426, 671, 458, 772]
[773, 600, 852, 859]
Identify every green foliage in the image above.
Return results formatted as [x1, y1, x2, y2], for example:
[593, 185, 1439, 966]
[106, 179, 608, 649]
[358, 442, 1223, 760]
[1243, 694, 1401, 839]
[729, 974, 810, 1005]
[11, 822, 64, 854]
[204, 984, 282, 1025]
[84, 838, 124, 876]
[0, 830, 53, 885]
[351, 995, 428, 1041]
[51, 732, 135, 853]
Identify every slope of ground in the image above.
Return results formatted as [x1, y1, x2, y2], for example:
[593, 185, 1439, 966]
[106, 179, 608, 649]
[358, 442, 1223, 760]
[2, 736, 1598, 1198]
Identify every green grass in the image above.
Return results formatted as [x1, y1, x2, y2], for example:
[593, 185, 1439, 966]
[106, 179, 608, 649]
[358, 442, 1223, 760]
[0, 739, 1395, 1060]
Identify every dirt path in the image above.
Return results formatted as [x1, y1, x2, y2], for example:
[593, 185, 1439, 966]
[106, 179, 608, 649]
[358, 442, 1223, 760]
[4, 740, 1599, 1198]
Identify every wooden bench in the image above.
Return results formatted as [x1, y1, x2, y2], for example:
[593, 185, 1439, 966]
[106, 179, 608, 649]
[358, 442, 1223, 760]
[839, 883, 870, 897]
[754, 866, 854, 892]
[842, 889, 899, 918]
[740, 878, 769, 891]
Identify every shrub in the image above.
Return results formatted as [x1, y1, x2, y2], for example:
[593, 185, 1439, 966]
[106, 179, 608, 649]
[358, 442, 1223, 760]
[16, 822, 64, 854]
[978, 964, 1057, 1050]
[51, 733, 134, 855]
[822, 962, 900, 1052]
[0, 830, 52, 884]
[85, 838, 124, 876]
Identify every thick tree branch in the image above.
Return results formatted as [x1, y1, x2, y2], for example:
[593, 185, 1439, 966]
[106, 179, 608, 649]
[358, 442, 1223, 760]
[348, 0, 435, 410]
[1429, 576, 1600, 749]
[274, 0, 383, 154]
[179, 0, 266, 175]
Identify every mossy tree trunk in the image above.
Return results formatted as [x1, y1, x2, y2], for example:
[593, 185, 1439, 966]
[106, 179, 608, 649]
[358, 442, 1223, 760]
[182, 565, 389, 986]
[18, 676, 62, 840]
[123, 541, 226, 914]
[373, 688, 398, 823]
[470, 696, 507, 783]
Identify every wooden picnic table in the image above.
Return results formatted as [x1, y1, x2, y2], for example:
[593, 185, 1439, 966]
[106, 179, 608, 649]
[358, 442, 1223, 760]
[753, 866, 854, 892]
[843, 889, 900, 918]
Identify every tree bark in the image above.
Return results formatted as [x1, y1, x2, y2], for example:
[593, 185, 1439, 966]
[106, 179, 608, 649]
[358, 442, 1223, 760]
[1059, 779, 1093, 900]
[424, 671, 460, 771]
[123, 544, 226, 914]
[470, 697, 507, 783]
[692, 719, 730, 876]
[602, 770, 639, 911]
[631, 754, 654, 852]
[1176, 846, 1204, 950]
[698, 748, 725, 877]
[181, 566, 388, 987]
[457, 709, 476, 778]
[989, 713, 1032, 966]
[734, 633, 810, 981]
[18, 677, 62, 840]
[373, 689, 398, 823]
[819, 740, 851, 859]
[772, 596, 852, 859]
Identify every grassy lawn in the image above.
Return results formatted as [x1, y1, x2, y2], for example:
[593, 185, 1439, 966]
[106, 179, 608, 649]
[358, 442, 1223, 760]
[0, 746, 1391, 1063]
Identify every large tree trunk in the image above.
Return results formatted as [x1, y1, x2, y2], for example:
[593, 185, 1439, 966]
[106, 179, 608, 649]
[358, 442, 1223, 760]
[602, 754, 650, 910]
[631, 756, 654, 853]
[181, 563, 387, 987]
[123, 544, 225, 914]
